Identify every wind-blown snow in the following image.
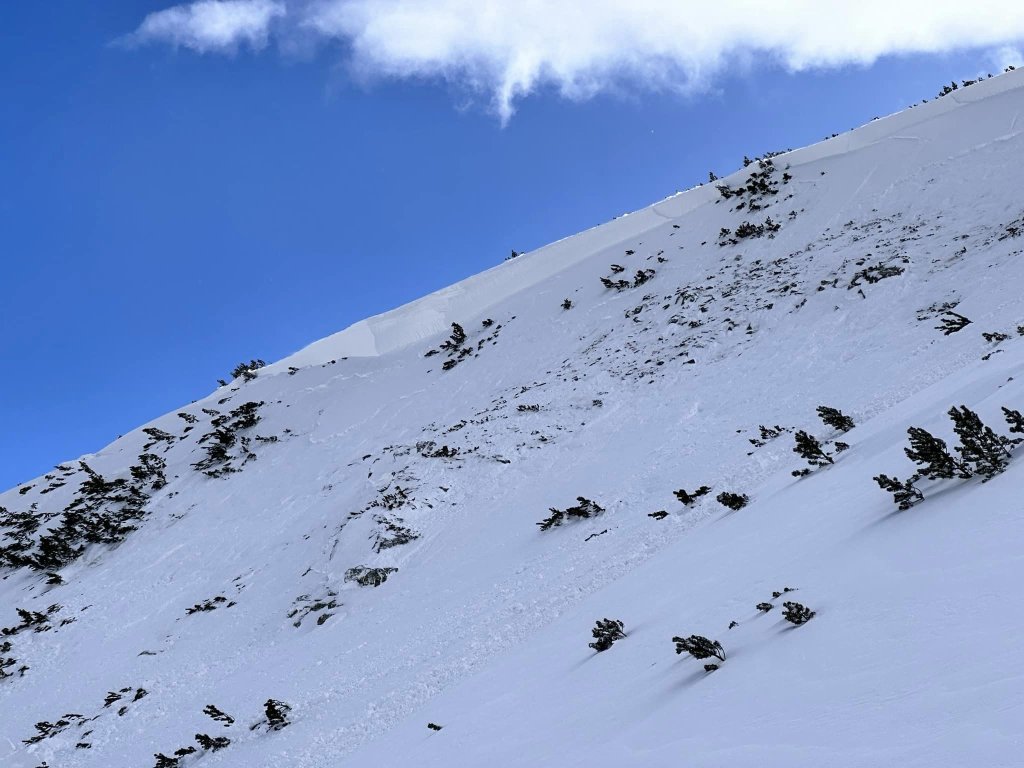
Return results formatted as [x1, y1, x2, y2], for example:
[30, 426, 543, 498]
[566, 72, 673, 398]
[2, 69, 1024, 768]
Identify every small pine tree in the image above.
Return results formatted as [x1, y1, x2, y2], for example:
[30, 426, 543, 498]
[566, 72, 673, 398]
[782, 601, 815, 625]
[589, 618, 626, 652]
[202, 704, 234, 726]
[538, 497, 604, 530]
[674, 486, 711, 505]
[672, 634, 725, 662]
[230, 359, 266, 382]
[264, 699, 291, 730]
[194, 733, 230, 751]
[715, 492, 749, 510]
[873, 474, 924, 510]
[562, 298, 573, 310]
[792, 430, 834, 468]
[904, 427, 971, 480]
[441, 323, 466, 351]
[1002, 407, 1024, 441]
[936, 311, 972, 335]
[816, 406, 855, 432]
[948, 405, 1013, 479]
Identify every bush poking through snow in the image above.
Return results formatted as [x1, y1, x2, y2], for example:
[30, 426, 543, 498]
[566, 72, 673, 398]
[562, 298, 573, 310]
[715, 492, 749, 511]
[589, 618, 626, 652]
[537, 497, 605, 530]
[873, 474, 925, 510]
[1003, 407, 1024, 439]
[816, 406, 855, 432]
[673, 634, 726, 662]
[229, 359, 266, 383]
[904, 427, 971, 480]
[935, 311, 972, 335]
[948, 405, 1013, 480]
[427, 722, 443, 731]
[250, 699, 292, 732]
[792, 430, 834, 470]
[674, 486, 711, 505]
[194, 733, 230, 751]
[130, 453, 167, 490]
[153, 749, 196, 768]
[782, 602, 816, 625]
[756, 602, 773, 612]
[441, 323, 466, 352]
[203, 704, 234, 726]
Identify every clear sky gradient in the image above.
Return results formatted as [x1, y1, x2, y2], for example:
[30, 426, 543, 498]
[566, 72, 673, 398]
[1, 2, 1019, 489]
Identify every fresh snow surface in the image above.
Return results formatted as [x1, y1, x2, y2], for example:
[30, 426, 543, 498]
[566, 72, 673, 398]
[3, 69, 1024, 768]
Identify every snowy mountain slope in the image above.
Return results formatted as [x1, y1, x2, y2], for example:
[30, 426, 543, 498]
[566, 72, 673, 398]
[2, 69, 1024, 768]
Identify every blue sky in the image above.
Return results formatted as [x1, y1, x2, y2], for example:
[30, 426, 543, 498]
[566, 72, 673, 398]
[2, 1, 1022, 489]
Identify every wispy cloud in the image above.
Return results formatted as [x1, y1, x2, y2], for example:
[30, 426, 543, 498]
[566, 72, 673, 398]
[989, 44, 1023, 72]
[126, 0, 286, 53]
[127, 1, 1024, 121]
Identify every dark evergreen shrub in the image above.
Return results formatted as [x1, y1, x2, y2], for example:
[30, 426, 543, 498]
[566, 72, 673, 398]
[748, 425, 787, 447]
[229, 359, 266, 382]
[633, 269, 655, 287]
[782, 601, 816, 625]
[194, 733, 230, 751]
[264, 699, 292, 730]
[427, 722, 443, 731]
[130, 453, 167, 490]
[203, 705, 234, 726]
[816, 406, 855, 432]
[672, 634, 725, 662]
[793, 430, 834, 469]
[537, 497, 605, 530]
[589, 618, 626, 652]
[715, 492, 749, 510]
[756, 602, 773, 612]
[904, 427, 971, 480]
[562, 298, 573, 310]
[440, 323, 466, 352]
[949, 405, 1013, 479]
[1002, 407, 1024, 440]
[936, 311, 972, 335]
[674, 486, 711, 505]
[873, 474, 924, 510]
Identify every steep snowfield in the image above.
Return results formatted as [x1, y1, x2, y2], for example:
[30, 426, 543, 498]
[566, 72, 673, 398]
[3, 70, 1024, 768]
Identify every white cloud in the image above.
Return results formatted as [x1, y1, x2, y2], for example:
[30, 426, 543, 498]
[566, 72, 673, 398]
[128, 0, 286, 53]
[129, 1, 1024, 120]
[990, 45, 1023, 72]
